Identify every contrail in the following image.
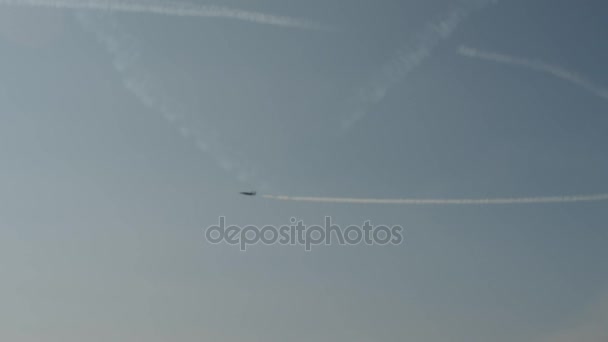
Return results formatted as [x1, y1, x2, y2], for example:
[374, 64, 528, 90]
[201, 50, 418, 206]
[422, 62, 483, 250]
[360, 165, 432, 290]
[78, 13, 266, 188]
[458, 46, 608, 101]
[262, 193, 608, 205]
[0, 0, 331, 31]
[341, 0, 496, 130]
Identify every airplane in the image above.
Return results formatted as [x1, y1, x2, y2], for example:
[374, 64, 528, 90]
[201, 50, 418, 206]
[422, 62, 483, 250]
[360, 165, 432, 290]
[239, 191, 257, 196]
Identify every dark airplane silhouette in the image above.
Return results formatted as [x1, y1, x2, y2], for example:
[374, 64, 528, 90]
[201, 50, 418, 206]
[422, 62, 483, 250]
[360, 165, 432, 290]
[239, 191, 257, 196]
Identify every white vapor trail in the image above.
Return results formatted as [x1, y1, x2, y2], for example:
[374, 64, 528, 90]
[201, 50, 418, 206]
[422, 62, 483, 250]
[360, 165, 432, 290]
[78, 13, 265, 187]
[262, 193, 608, 205]
[341, 0, 496, 130]
[0, 0, 330, 30]
[458, 46, 608, 101]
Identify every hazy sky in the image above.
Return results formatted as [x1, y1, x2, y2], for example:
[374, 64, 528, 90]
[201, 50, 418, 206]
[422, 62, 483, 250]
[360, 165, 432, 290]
[1, 0, 607, 341]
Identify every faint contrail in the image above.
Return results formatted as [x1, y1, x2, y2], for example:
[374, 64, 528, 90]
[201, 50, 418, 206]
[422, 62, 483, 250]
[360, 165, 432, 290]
[0, 0, 330, 31]
[341, 0, 496, 130]
[78, 13, 265, 187]
[262, 193, 608, 205]
[458, 46, 608, 101]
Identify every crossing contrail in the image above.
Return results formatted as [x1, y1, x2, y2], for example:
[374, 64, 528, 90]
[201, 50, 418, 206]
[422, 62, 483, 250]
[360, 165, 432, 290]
[458, 46, 608, 101]
[0, 0, 331, 31]
[262, 193, 608, 205]
[341, 0, 496, 130]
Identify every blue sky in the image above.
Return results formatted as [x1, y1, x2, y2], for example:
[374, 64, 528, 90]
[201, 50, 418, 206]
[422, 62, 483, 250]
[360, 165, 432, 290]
[1, 0, 607, 341]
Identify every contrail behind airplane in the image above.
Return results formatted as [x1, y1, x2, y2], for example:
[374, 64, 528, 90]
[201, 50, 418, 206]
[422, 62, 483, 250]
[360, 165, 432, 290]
[0, 0, 331, 31]
[78, 13, 265, 186]
[262, 193, 608, 205]
[458, 46, 608, 101]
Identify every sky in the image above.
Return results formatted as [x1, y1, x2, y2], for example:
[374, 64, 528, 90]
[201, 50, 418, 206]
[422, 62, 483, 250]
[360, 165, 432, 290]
[1, 0, 607, 341]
